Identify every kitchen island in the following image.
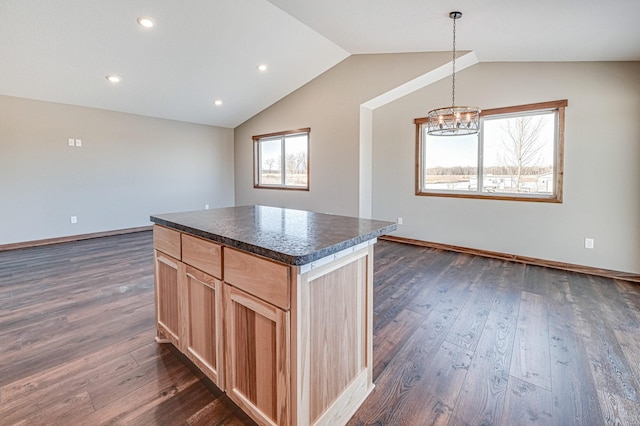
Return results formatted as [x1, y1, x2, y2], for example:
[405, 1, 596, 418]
[150, 205, 396, 426]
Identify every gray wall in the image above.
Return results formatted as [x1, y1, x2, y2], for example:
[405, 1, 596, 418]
[234, 55, 640, 274]
[373, 62, 640, 274]
[234, 52, 450, 216]
[0, 95, 235, 245]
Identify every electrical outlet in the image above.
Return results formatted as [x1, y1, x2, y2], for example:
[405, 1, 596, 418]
[397, 217, 403, 225]
[70, 216, 77, 224]
[584, 238, 594, 249]
[205, 204, 209, 210]
[75, 139, 82, 147]
[68, 138, 75, 147]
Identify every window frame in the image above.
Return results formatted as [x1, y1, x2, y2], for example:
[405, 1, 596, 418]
[253, 128, 310, 191]
[415, 100, 567, 203]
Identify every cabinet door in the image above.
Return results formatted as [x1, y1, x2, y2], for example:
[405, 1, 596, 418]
[184, 265, 224, 388]
[154, 250, 182, 347]
[225, 284, 290, 426]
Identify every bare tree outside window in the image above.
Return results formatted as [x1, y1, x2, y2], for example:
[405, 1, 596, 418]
[264, 157, 279, 173]
[483, 112, 555, 194]
[286, 151, 307, 175]
[500, 116, 547, 191]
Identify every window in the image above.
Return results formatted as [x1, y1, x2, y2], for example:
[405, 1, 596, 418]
[415, 100, 567, 202]
[253, 128, 310, 190]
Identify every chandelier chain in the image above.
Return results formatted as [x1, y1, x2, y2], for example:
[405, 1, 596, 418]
[452, 14, 456, 107]
[425, 11, 480, 136]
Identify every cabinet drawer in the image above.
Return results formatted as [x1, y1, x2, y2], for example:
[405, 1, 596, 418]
[182, 234, 222, 279]
[224, 248, 290, 310]
[153, 225, 181, 259]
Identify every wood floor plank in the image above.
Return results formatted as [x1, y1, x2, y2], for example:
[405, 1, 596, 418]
[445, 264, 499, 351]
[130, 341, 165, 366]
[570, 275, 640, 402]
[373, 246, 452, 332]
[398, 341, 473, 425]
[0, 303, 155, 385]
[452, 309, 517, 426]
[549, 322, 603, 425]
[7, 391, 96, 426]
[620, 292, 640, 322]
[502, 377, 554, 425]
[402, 256, 453, 316]
[509, 291, 552, 391]
[613, 278, 640, 293]
[373, 266, 430, 332]
[614, 329, 640, 394]
[402, 252, 483, 342]
[91, 367, 202, 424]
[121, 378, 223, 425]
[185, 391, 256, 426]
[586, 326, 639, 403]
[372, 308, 425, 381]
[540, 269, 576, 323]
[597, 389, 640, 425]
[87, 345, 189, 410]
[491, 261, 526, 316]
[3, 234, 640, 424]
[347, 309, 457, 424]
[430, 255, 483, 316]
[372, 243, 432, 293]
[592, 274, 640, 334]
[0, 353, 137, 415]
[0, 328, 155, 403]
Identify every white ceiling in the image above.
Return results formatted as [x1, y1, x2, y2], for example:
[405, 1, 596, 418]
[1, 0, 638, 128]
[268, 0, 640, 61]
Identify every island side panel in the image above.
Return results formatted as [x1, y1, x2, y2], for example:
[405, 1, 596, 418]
[294, 245, 375, 426]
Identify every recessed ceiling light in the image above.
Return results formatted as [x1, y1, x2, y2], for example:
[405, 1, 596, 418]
[257, 64, 268, 72]
[106, 75, 121, 83]
[137, 16, 155, 28]
[214, 100, 223, 106]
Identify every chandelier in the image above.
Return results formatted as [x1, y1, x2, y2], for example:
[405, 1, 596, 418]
[426, 12, 481, 136]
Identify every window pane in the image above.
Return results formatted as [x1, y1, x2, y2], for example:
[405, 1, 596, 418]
[423, 130, 478, 192]
[415, 100, 565, 201]
[482, 112, 555, 194]
[259, 138, 281, 185]
[254, 129, 310, 190]
[284, 134, 308, 187]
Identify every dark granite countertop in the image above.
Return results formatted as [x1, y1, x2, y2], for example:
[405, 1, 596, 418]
[150, 205, 396, 266]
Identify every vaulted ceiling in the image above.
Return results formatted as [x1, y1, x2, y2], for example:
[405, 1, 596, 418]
[1, 0, 638, 128]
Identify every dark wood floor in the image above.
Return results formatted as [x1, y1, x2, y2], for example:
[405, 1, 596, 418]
[1, 232, 639, 425]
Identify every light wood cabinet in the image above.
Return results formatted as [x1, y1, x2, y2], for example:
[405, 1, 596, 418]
[225, 247, 291, 310]
[153, 224, 376, 426]
[154, 250, 182, 348]
[182, 233, 222, 278]
[153, 225, 181, 259]
[184, 265, 224, 387]
[225, 284, 290, 425]
[154, 226, 224, 388]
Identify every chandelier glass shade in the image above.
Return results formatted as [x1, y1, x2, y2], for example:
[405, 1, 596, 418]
[426, 12, 481, 136]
